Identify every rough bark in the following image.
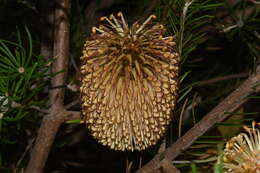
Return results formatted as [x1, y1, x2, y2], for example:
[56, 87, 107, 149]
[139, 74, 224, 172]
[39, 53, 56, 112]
[25, 0, 72, 172]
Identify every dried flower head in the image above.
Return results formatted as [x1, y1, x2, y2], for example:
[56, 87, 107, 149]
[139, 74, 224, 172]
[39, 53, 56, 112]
[223, 121, 260, 173]
[80, 12, 180, 151]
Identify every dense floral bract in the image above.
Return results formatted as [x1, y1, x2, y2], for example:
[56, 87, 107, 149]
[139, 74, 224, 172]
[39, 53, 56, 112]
[80, 12, 180, 151]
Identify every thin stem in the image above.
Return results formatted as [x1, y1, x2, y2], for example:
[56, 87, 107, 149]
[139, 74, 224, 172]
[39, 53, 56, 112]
[178, 0, 195, 56]
[194, 73, 248, 87]
[136, 69, 260, 173]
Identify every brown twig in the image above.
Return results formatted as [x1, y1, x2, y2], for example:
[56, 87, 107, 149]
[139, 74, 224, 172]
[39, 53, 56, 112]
[13, 138, 35, 173]
[194, 72, 248, 87]
[25, 0, 72, 172]
[25, 113, 65, 173]
[29, 105, 49, 114]
[49, 0, 71, 109]
[63, 111, 81, 121]
[10, 101, 50, 114]
[65, 100, 80, 109]
[161, 159, 181, 173]
[136, 68, 260, 173]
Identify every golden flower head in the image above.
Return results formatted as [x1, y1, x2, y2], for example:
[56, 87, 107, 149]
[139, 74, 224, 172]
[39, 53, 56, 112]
[80, 12, 180, 151]
[223, 121, 260, 173]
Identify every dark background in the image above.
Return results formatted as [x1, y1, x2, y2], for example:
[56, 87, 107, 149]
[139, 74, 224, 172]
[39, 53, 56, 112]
[0, 0, 259, 172]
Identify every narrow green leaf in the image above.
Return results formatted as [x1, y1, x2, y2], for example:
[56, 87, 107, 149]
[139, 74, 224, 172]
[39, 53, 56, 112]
[13, 76, 24, 98]
[180, 71, 191, 83]
[178, 86, 192, 103]
[14, 49, 21, 66]
[24, 26, 33, 67]
[191, 163, 197, 173]
[0, 41, 19, 67]
[65, 119, 82, 124]
[0, 137, 16, 144]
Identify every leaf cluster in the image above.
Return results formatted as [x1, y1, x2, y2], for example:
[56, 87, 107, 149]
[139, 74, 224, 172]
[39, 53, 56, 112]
[0, 27, 51, 169]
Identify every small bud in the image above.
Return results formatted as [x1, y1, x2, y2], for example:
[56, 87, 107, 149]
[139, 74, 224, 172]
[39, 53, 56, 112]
[18, 67, 25, 73]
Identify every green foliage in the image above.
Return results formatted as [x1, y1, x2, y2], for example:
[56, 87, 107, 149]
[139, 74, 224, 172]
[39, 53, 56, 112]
[155, 0, 224, 121]
[156, 0, 222, 61]
[155, 0, 259, 172]
[0, 27, 51, 170]
[0, 27, 49, 104]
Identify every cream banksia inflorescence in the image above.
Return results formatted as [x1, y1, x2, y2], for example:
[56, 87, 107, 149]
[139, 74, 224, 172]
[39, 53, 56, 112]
[80, 12, 180, 151]
[223, 122, 260, 173]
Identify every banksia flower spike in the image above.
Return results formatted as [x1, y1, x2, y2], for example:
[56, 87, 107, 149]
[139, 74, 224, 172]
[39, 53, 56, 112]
[80, 12, 180, 151]
[223, 121, 260, 173]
